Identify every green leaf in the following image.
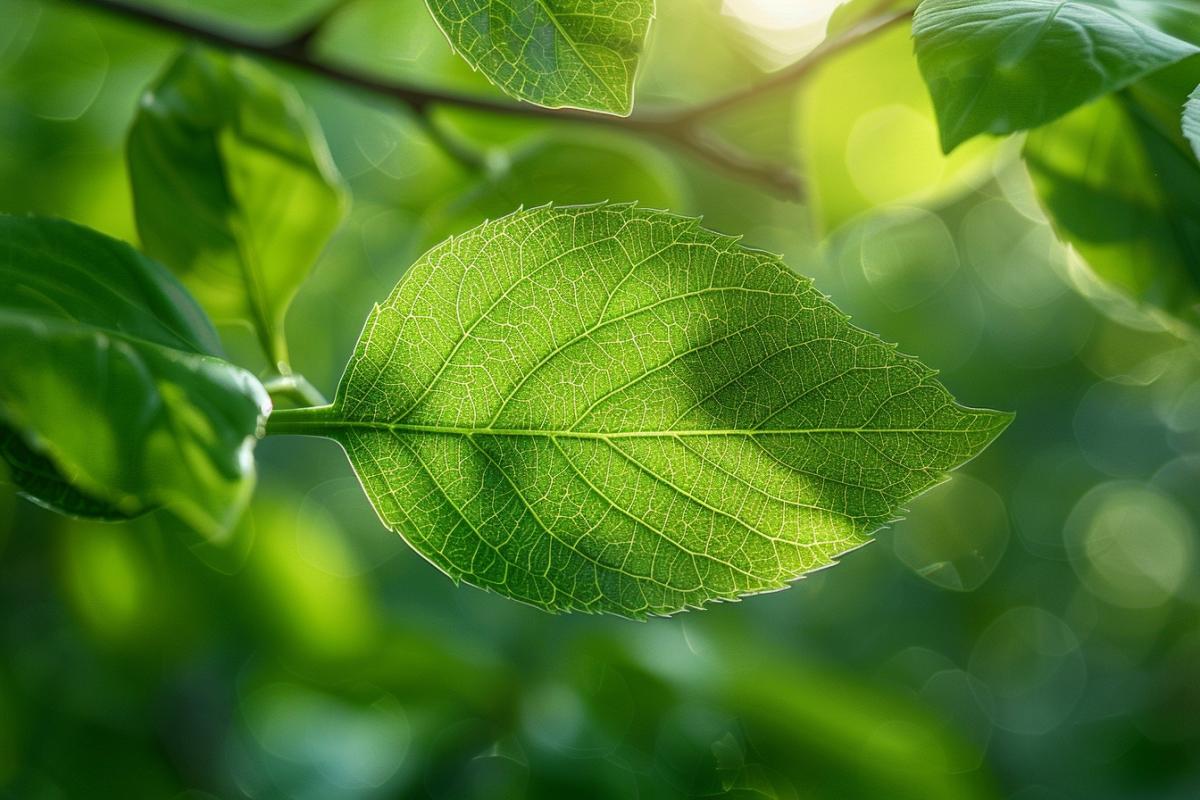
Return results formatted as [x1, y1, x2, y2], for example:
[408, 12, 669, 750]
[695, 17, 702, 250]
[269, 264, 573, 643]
[1025, 59, 1200, 331]
[798, 19, 998, 234]
[0, 215, 270, 537]
[1185, 83, 1200, 158]
[914, 0, 1199, 152]
[424, 0, 654, 115]
[128, 47, 348, 370]
[270, 204, 1011, 617]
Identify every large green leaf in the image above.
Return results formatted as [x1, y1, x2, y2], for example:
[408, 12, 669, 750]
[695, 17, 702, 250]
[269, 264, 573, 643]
[914, 0, 1199, 152]
[0, 216, 270, 536]
[424, 0, 654, 115]
[128, 47, 348, 370]
[268, 204, 1011, 617]
[1025, 60, 1200, 332]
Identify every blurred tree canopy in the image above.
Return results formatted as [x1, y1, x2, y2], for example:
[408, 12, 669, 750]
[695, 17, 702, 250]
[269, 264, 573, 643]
[2, 0, 1200, 798]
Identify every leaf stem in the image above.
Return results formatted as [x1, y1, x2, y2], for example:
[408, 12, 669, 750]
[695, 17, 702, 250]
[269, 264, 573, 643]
[64, 0, 911, 201]
[264, 404, 337, 437]
[263, 374, 328, 409]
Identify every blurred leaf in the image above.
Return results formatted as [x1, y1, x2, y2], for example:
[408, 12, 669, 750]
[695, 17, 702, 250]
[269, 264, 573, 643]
[424, 0, 654, 115]
[271, 204, 1011, 617]
[0, 216, 269, 537]
[913, 0, 1198, 152]
[128, 47, 348, 370]
[827, 0, 916, 35]
[798, 22, 997, 234]
[1024, 60, 1200, 332]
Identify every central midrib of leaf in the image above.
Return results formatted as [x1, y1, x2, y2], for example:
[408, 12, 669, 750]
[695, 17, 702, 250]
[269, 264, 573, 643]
[265, 407, 983, 439]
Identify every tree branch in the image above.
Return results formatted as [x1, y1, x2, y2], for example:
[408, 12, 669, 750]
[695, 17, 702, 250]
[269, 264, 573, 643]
[62, 0, 910, 201]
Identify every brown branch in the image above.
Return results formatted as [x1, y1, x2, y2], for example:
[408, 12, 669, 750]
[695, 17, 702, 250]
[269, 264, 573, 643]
[61, 0, 910, 201]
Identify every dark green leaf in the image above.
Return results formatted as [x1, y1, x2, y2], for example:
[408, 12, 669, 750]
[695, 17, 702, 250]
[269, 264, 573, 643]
[914, 0, 1199, 152]
[270, 204, 1011, 617]
[424, 0, 654, 115]
[1025, 60, 1200, 331]
[128, 47, 348, 369]
[0, 216, 270, 536]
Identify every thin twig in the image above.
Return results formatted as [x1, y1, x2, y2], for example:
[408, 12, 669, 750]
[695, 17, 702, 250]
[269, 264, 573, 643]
[62, 0, 911, 200]
[680, 8, 915, 124]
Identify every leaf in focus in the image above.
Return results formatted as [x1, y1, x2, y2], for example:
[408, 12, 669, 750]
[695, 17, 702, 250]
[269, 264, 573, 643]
[128, 47, 348, 370]
[424, 0, 654, 115]
[799, 20, 998, 234]
[0, 216, 270, 537]
[284, 204, 1011, 617]
[914, 0, 1199, 152]
[1025, 60, 1200, 332]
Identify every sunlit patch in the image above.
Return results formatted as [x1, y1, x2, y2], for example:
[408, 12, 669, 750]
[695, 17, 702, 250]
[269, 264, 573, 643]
[1065, 483, 1194, 609]
[721, 0, 846, 67]
[242, 682, 410, 790]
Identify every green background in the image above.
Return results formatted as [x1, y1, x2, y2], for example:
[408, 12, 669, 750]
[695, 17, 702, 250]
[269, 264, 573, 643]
[2, 1, 1198, 797]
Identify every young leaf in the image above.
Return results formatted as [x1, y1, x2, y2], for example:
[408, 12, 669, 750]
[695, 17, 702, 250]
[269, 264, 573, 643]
[128, 47, 348, 370]
[1025, 60, 1200, 332]
[269, 204, 1011, 617]
[0, 216, 270, 537]
[914, 0, 1199, 152]
[424, 0, 654, 115]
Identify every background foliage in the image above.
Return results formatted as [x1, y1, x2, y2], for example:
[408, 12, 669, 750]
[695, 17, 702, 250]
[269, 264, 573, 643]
[2, 0, 1200, 797]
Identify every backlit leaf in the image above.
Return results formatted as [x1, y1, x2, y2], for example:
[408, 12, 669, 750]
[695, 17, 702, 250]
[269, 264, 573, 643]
[424, 0, 654, 115]
[0, 216, 270, 536]
[269, 204, 1011, 617]
[1025, 60, 1200, 332]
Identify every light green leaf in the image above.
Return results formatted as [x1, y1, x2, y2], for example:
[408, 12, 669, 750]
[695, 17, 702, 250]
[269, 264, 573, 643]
[269, 204, 1011, 617]
[424, 0, 654, 115]
[798, 19, 998, 234]
[1185, 83, 1200, 158]
[914, 0, 1199, 152]
[128, 47, 348, 370]
[0, 216, 270, 537]
[1025, 59, 1200, 332]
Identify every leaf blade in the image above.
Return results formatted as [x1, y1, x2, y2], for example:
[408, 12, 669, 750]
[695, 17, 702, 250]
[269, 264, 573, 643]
[308, 204, 1010, 617]
[424, 0, 654, 115]
[914, 0, 1199, 152]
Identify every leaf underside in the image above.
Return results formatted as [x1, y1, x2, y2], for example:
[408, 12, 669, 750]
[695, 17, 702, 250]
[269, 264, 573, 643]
[311, 204, 1010, 617]
[424, 0, 654, 115]
[914, 0, 1198, 152]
